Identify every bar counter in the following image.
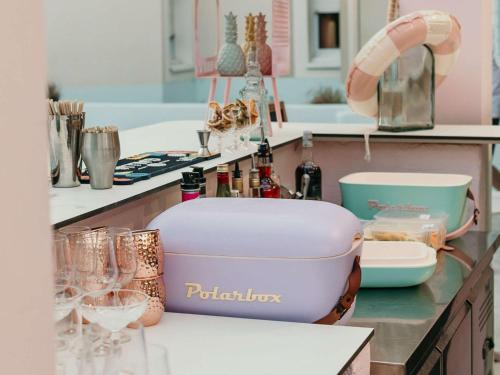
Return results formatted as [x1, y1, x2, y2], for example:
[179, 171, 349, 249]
[51, 120, 500, 229]
[50, 121, 500, 374]
[351, 231, 499, 374]
[145, 313, 373, 375]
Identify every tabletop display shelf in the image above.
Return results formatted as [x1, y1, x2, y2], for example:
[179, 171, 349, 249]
[194, 0, 290, 127]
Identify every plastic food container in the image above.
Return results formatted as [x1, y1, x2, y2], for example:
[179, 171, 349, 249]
[339, 172, 472, 232]
[360, 241, 437, 288]
[370, 210, 448, 250]
[364, 221, 431, 244]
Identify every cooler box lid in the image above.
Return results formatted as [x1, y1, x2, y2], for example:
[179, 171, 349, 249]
[147, 198, 362, 259]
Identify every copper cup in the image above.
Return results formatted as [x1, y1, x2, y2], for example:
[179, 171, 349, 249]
[126, 276, 166, 327]
[132, 229, 164, 279]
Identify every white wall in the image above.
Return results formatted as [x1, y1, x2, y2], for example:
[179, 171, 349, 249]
[0, 1, 54, 374]
[45, 0, 164, 87]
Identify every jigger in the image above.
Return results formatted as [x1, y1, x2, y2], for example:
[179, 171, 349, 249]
[197, 129, 213, 158]
[81, 127, 120, 189]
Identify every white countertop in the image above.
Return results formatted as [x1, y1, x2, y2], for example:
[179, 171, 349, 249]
[50, 121, 500, 227]
[145, 313, 373, 375]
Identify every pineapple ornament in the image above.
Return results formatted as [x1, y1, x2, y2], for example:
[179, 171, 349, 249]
[242, 13, 257, 59]
[256, 13, 272, 75]
[217, 12, 246, 76]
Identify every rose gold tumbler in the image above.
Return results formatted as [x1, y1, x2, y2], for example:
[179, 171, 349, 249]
[132, 229, 164, 279]
[125, 277, 166, 327]
[127, 229, 166, 327]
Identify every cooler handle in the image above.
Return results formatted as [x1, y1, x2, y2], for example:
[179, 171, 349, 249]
[446, 189, 479, 241]
[315, 256, 361, 325]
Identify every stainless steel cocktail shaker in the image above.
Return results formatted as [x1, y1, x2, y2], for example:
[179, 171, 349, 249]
[48, 113, 85, 187]
[81, 127, 120, 189]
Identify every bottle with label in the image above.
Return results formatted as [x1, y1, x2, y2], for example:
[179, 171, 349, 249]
[216, 164, 232, 198]
[181, 172, 200, 202]
[231, 162, 244, 197]
[295, 131, 322, 200]
[191, 166, 206, 198]
[257, 140, 280, 198]
[249, 168, 261, 198]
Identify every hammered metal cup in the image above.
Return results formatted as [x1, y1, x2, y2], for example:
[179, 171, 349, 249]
[125, 276, 166, 327]
[132, 229, 164, 279]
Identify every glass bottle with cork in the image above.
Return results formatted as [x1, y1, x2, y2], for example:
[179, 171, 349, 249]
[295, 131, 322, 200]
[257, 140, 280, 198]
[231, 162, 244, 197]
[191, 166, 206, 198]
[216, 164, 232, 198]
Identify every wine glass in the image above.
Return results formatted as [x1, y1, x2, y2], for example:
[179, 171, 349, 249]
[54, 285, 82, 351]
[147, 344, 171, 375]
[77, 323, 148, 375]
[80, 289, 149, 361]
[53, 233, 74, 287]
[80, 290, 148, 336]
[108, 228, 137, 289]
[74, 231, 118, 294]
[58, 226, 91, 270]
[206, 101, 235, 154]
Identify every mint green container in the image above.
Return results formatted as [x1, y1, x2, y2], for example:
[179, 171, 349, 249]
[360, 241, 437, 288]
[339, 173, 472, 232]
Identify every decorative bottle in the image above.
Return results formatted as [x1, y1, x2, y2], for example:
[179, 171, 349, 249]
[255, 13, 272, 75]
[295, 131, 322, 200]
[257, 140, 280, 198]
[216, 164, 232, 197]
[217, 12, 246, 76]
[239, 47, 271, 140]
[242, 13, 256, 59]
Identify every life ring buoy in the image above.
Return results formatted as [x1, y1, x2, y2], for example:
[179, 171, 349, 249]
[346, 10, 461, 118]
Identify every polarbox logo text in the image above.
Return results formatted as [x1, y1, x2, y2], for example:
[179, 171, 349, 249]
[185, 283, 282, 303]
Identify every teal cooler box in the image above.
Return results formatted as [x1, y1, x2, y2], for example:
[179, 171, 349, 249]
[339, 172, 472, 232]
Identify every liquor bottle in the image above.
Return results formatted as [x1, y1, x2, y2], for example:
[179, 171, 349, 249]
[249, 168, 261, 198]
[231, 162, 244, 196]
[181, 172, 200, 202]
[191, 166, 206, 198]
[257, 140, 280, 198]
[216, 164, 232, 198]
[295, 131, 322, 200]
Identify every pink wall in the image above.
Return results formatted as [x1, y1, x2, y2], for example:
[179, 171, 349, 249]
[0, 2, 54, 374]
[399, 0, 493, 125]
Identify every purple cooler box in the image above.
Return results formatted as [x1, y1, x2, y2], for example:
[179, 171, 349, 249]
[148, 198, 363, 324]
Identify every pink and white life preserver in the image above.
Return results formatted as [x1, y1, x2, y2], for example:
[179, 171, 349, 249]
[346, 10, 461, 118]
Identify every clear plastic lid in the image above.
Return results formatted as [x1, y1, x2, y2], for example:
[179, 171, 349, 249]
[364, 211, 447, 250]
[374, 209, 448, 227]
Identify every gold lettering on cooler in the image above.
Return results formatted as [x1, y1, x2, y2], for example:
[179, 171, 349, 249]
[184, 283, 282, 303]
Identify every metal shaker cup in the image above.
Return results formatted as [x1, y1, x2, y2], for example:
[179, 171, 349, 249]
[80, 127, 120, 189]
[48, 113, 85, 188]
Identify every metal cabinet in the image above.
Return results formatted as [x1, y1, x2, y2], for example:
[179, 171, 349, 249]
[417, 267, 494, 375]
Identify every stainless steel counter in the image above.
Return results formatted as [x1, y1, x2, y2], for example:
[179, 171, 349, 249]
[350, 231, 500, 375]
